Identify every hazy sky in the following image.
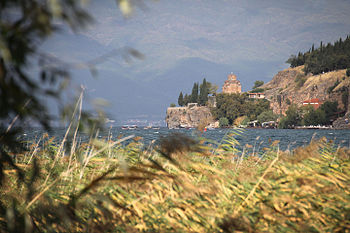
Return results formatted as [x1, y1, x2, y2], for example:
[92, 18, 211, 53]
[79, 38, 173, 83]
[43, 0, 350, 124]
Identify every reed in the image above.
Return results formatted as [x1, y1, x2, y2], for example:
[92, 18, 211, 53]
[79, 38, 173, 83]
[0, 130, 349, 232]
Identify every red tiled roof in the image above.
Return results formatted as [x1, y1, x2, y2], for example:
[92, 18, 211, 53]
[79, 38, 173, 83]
[303, 98, 321, 104]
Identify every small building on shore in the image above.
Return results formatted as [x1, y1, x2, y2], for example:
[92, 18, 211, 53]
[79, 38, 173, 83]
[302, 98, 322, 109]
[248, 92, 265, 99]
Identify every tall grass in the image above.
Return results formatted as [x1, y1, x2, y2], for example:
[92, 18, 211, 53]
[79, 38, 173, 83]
[0, 129, 349, 232]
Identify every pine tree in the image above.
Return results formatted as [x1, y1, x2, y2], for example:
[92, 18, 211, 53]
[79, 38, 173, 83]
[191, 82, 199, 103]
[178, 92, 184, 106]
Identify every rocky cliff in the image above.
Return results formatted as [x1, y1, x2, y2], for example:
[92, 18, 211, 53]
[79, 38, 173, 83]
[262, 66, 350, 117]
[165, 105, 214, 129]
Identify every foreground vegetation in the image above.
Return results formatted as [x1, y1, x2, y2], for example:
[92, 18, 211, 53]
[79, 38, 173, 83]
[1, 131, 349, 232]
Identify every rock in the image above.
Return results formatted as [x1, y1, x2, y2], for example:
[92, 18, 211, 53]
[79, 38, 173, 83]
[333, 112, 350, 129]
[262, 66, 350, 115]
[165, 105, 214, 129]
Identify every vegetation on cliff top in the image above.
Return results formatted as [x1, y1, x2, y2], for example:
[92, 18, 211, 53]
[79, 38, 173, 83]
[177, 79, 218, 107]
[212, 93, 274, 126]
[287, 35, 350, 75]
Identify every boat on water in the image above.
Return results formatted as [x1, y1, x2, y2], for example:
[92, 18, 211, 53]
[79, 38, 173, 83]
[122, 125, 138, 130]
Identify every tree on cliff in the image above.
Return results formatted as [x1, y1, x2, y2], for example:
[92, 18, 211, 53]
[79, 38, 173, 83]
[207, 82, 218, 95]
[252, 80, 264, 90]
[212, 93, 271, 125]
[183, 94, 191, 106]
[199, 78, 209, 106]
[178, 92, 184, 106]
[286, 36, 350, 75]
[191, 82, 199, 103]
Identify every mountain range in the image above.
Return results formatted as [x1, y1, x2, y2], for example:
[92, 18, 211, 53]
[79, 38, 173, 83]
[40, 0, 350, 124]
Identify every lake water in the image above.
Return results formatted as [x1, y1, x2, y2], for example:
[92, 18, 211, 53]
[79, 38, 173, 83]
[22, 127, 350, 152]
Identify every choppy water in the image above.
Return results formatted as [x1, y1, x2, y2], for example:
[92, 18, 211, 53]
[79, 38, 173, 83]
[22, 127, 350, 151]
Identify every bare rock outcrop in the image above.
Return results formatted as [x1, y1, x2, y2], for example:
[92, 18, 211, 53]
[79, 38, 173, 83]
[262, 66, 350, 116]
[165, 105, 213, 129]
[332, 112, 350, 129]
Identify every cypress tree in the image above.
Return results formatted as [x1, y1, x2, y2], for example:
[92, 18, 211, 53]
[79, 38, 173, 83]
[191, 82, 199, 103]
[184, 94, 190, 106]
[178, 92, 184, 106]
[199, 78, 209, 105]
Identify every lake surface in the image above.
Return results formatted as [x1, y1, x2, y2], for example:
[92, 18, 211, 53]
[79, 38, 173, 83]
[22, 127, 350, 151]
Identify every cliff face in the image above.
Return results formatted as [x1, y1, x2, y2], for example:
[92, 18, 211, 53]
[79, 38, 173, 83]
[165, 105, 214, 129]
[262, 66, 350, 116]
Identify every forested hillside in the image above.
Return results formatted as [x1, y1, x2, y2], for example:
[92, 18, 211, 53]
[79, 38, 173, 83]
[287, 35, 350, 75]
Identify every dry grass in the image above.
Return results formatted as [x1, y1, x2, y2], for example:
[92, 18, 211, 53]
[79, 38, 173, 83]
[1, 131, 349, 232]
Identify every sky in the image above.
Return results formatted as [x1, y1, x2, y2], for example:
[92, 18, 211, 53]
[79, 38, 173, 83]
[41, 0, 350, 125]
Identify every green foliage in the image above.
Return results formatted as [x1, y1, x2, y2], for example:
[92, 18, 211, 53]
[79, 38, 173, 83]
[212, 93, 271, 124]
[279, 101, 339, 128]
[176, 80, 215, 107]
[183, 94, 190, 106]
[327, 79, 340, 94]
[0, 0, 113, 186]
[278, 104, 302, 128]
[252, 80, 264, 90]
[287, 36, 350, 75]
[170, 103, 176, 107]
[295, 73, 307, 88]
[346, 68, 350, 77]
[257, 110, 278, 123]
[178, 92, 184, 106]
[191, 82, 199, 103]
[251, 88, 264, 93]
[219, 117, 229, 127]
[207, 82, 218, 94]
[286, 51, 306, 68]
[199, 78, 209, 106]
[320, 101, 339, 124]
[302, 106, 327, 126]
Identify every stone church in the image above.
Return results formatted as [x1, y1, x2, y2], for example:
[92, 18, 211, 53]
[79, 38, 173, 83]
[222, 73, 241, 94]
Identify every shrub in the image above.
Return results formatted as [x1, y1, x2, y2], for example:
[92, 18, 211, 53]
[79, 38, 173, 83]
[257, 110, 278, 123]
[219, 117, 229, 127]
[346, 68, 350, 77]
[251, 88, 264, 93]
[327, 79, 340, 94]
[170, 103, 176, 107]
[295, 73, 307, 88]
